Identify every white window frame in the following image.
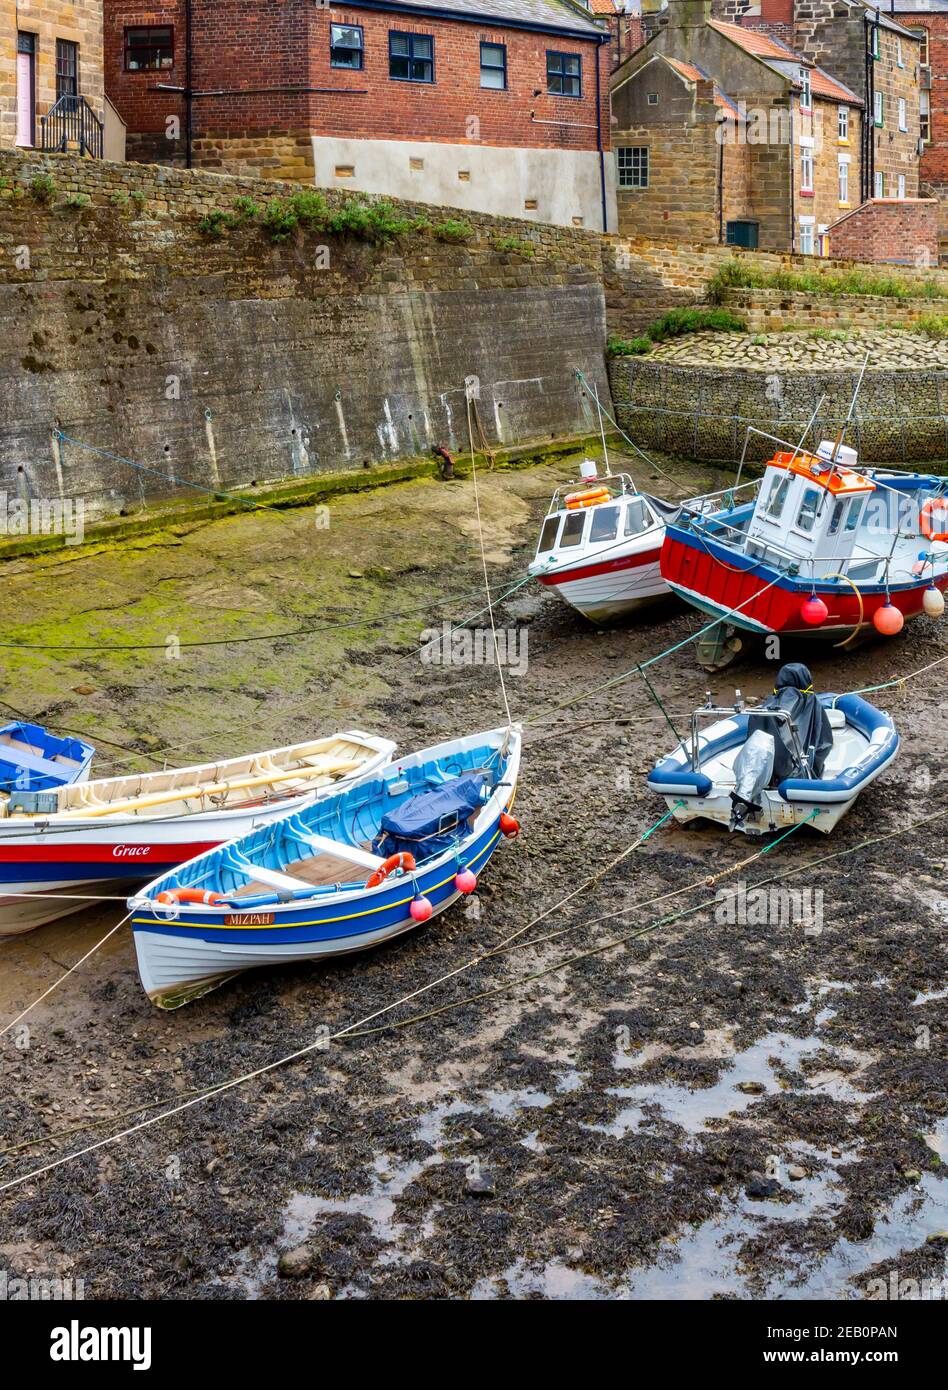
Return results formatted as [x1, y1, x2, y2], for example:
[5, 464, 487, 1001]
[617, 145, 649, 190]
[874, 90, 884, 127]
[800, 67, 811, 109]
[899, 97, 907, 132]
[874, 169, 885, 198]
[800, 148, 814, 192]
[838, 105, 849, 141]
[898, 173, 906, 199]
[838, 156, 849, 204]
[799, 216, 815, 255]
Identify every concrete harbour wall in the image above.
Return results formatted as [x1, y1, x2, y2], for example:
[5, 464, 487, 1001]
[0, 150, 611, 520]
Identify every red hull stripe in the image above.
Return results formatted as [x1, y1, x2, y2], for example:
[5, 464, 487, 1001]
[539, 547, 661, 586]
[0, 841, 221, 864]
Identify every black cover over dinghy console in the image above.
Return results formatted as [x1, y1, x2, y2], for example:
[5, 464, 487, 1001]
[731, 664, 834, 828]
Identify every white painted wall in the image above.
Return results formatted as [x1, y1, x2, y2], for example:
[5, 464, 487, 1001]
[311, 135, 617, 233]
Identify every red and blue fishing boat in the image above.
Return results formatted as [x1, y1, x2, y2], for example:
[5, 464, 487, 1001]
[660, 435, 948, 665]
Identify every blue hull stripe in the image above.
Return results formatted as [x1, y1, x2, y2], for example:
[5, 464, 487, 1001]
[132, 821, 503, 946]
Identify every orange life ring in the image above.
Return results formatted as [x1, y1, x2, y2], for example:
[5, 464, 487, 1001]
[920, 496, 948, 542]
[157, 887, 227, 906]
[565, 487, 610, 510]
[365, 851, 417, 889]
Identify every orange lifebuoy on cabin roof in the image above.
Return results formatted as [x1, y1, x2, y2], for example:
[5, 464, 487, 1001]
[920, 497, 948, 543]
[565, 487, 610, 510]
[365, 852, 417, 889]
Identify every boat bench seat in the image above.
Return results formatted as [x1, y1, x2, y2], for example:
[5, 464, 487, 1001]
[289, 829, 384, 872]
[239, 864, 313, 893]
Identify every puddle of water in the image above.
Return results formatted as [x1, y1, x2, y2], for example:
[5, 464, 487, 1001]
[596, 1031, 873, 1138]
[471, 1258, 607, 1300]
[912, 984, 948, 1007]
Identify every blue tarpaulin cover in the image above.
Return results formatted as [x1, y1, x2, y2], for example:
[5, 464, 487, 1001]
[373, 774, 485, 861]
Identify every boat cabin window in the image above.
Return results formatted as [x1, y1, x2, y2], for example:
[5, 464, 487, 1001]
[538, 514, 561, 553]
[624, 497, 653, 536]
[795, 486, 820, 533]
[589, 505, 619, 543]
[764, 474, 791, 519]
[845, 497, 865, 533]
[828, 498, 846, 536]
[559, 511, 587, 547]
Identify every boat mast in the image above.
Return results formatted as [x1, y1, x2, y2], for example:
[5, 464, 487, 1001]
[829, 351, 870, 468]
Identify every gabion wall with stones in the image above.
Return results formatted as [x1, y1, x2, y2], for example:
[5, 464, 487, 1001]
[608, 358, 948, 465]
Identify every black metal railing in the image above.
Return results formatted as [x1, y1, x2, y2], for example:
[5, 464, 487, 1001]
[40, 95, 103, 158]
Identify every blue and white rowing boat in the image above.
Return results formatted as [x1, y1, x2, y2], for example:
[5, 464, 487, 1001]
[0, 723, 94, 796]
[129, 725, 522, 1008]
[647, 666, 898, 835]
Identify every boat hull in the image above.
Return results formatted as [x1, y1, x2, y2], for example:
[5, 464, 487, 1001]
[535, 546, 667, 623]
[661, 526, 948, 637]
[0, 735, 396, 935]
[131, 729, 520, 1007]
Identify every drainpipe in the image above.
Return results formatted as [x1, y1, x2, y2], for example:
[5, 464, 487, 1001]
[595, 34, 608, 233]
[718, 120, 724, 243]
[783, 95, 789, 252]
[864, 11, 875, 202]
[185, 0, 194, 169]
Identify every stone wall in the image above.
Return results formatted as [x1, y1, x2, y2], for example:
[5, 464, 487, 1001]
[609, 354, 948, 461]
[0, 149, 611, 520]
[716, 284, 948, 330]
[602, 232, 948, 336]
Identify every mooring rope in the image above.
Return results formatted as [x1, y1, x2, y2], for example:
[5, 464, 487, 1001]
[0, 913, 133, 1041]
[466, 393, 513, 728]
[5, 803, 947, 1187]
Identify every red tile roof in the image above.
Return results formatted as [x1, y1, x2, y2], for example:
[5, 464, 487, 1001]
[709, 18, 862, 105]
[665, 57, 741, 115]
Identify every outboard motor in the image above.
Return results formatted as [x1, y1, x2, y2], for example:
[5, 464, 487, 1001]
[748, 663, 833, 780]
[731, 730, 775, 831]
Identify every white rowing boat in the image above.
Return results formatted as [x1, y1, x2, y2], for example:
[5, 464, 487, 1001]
[0, 732, 396, 935]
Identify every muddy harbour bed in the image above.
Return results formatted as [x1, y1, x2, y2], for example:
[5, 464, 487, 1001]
[0, 448, 946, 1302]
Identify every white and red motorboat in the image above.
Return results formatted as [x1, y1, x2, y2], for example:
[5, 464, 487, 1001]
[528, 461, 669, 623]
[0, 731, 395, 935]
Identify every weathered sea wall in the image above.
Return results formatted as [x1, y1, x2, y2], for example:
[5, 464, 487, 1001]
[0, 151, 612, 519]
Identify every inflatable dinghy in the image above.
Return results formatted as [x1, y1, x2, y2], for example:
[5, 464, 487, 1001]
[647, 664, 899, 835]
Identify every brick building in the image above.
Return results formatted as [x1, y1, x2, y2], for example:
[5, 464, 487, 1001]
[612, 2, 865, 252]
[1, 1, 106, 154]
[103, 0, 617, 231]
[885, 3, 948, 252]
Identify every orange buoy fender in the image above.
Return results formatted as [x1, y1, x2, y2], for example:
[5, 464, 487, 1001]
[365, 852, 417, 889]
[499, 812, 520, 837]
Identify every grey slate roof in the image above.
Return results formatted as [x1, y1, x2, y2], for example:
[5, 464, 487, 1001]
[357, 0, 608, 37]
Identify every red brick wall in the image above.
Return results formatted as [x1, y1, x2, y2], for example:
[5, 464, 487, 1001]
[828, 196, 938, 263]
[105, 1, 610, 157]
[895, 13, 948, 187]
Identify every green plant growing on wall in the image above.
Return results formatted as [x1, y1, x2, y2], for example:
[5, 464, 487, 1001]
[915, 314, 948, 338]
[232, 195, 262, 223]
[130, 189, 147, 211]
[493, 234, 536, 258]
[707, 257, 948, 302]
[64, 192, 92, 211]
[607, 333, 652, 357]
[110, 189, 130, 209]
[29, 173, 56, 203]
[261, 196, 300, 242]
[645, 307, 747, 341]
[434, 218, 475, 243]
[198, 209, 237, 238]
